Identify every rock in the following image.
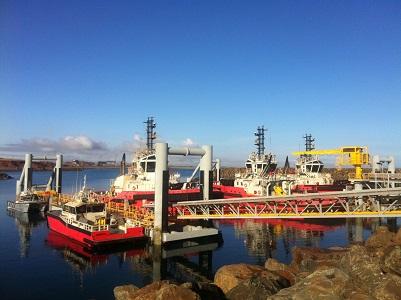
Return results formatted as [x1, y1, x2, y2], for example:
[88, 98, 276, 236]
[0, 173, 12, 180]
[291, 246, 348, 274]
[374, 275, 401, 300]
[214, 263, 265, 293]
[381, 245, 401, 276]
[347, 291, 375, 300]
[113, 284, 139, 300]
[264, 258, 297, 284]
[226, 270, 290, 300]
[365, 226, 395, 249]
[267, 268, 350, 300]
[393, 228, 401, 245]
[340, 245, 384, 294]
[183, 282, 226, 300]
[119, 280, 200, 300]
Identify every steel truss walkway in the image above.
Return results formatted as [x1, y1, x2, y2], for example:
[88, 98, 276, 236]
[173, 188, 401, 219]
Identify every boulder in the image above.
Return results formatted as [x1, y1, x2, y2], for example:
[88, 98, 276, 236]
[214, 263, 265, 293]
[113, 284, 139, 300]
[291, 246, 348, 274]
[117, 280, 200, 300]
[393, 228, 401, 245]
[182, 282, 226, 300]
[340, 245, 384, 294]
[0, 173, 13, 180]
[226, 270, 290, 300]
[267, 268, 350, 300]
[374, 275, 401, 300]
[365, 226, 395, 249]
[380, 245, 401, 276]
[264, 258, 297, 284]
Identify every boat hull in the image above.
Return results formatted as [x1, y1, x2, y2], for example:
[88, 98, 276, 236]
[46, 211, 145, 248]
[7, 201, 48, 213]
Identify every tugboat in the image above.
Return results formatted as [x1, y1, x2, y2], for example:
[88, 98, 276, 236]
[112, 117, 180, 194]
[234, 126, 278, 196]
[233, 129, 343, 196]
[47, 180, 145, 249]
[288, 134, 343, 193]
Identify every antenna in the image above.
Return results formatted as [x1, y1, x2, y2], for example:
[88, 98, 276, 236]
[254, 126, 266, 156]
[304, 134, 315, 151]
[302, 134, 315, 158]
[144, 117, 156, 152]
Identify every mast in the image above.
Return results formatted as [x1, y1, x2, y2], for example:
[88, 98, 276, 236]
[254, 126, 266, 157]
[302, 134, 315, 158]
[144, 117, 156, 152]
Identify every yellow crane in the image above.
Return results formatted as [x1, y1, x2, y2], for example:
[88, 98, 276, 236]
[292, 146, 370, 180]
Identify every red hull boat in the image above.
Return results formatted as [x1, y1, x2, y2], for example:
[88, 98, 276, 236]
[47, 201, 145, 249]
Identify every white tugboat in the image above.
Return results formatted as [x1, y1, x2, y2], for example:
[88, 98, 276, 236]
[234, 126, 278, 196]
[112, 117, 180, 194]
[234, 130, 341, 196]
[287, 134, 341, 193]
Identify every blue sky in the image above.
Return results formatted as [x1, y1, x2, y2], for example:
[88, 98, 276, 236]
[1, 1, 400, 166]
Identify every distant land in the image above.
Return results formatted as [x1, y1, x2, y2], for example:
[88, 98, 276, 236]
[0, 158, 118, 171]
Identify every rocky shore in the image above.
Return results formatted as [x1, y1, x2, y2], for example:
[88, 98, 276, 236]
[114, 226, 401, 300]
[0, 172, 13, 180]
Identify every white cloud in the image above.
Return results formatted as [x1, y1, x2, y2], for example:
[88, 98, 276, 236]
[183, 138, 195, 147]
[0, 135, 108, 160]
[133, 134, 143, 142]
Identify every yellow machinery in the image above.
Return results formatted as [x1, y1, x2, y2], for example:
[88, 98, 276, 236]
[292, 146, 370, 180]
[273, 185, 286, 196]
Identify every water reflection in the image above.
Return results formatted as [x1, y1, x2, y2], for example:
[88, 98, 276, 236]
[225, 219, 345, 260]
[7, 210, 46, 258]
[6, 209, 400, 294]
[44, 229, 221, 284]
[45, 230, 149, 271]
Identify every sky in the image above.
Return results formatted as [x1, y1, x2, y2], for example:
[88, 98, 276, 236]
[1, 0, 400, 166]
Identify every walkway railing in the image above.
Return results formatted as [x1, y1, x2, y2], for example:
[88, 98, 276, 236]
[107, 201, 154, 227]
[173, 187, 401, 219]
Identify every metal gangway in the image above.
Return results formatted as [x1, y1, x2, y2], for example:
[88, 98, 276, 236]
[173, 188, 401, 219]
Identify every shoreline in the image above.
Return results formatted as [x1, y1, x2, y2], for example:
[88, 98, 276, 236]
[114, 225, 401, 300]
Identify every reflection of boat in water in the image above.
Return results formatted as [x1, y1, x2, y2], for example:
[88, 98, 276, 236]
[45, 230, 146, 272]
[221, 218, 345, 258]
[7, 210, 46, 257]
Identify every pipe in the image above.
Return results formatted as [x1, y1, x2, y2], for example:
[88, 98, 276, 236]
[169, 147, 206, 156]
[215, 159, 221, 183]
[200, 145, 212, 200]
[23, 154, 33, 192]
[154, 143, 168, 245]
[55, 154, 63, 193]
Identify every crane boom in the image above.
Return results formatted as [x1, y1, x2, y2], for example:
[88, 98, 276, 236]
[292, 146, 370, 179]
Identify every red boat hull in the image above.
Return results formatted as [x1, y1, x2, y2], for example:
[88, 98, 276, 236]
[47, 212, 145, 248]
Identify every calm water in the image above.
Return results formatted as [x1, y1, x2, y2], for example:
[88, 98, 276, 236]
[0, 169, 399, 299]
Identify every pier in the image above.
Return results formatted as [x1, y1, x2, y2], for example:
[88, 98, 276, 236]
[173, 187, 401, 219]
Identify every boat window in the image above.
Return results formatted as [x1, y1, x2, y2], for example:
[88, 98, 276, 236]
[246, 164, 252, 169]
[76, 205, 87, 214]
[63, 205, 75, 214]
[147, 162, 155, 172]
[140, 162, 146, 170]
[87, 204, 104, 213]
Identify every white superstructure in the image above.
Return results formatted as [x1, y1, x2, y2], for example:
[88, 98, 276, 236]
[111, 117, 180, 194]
